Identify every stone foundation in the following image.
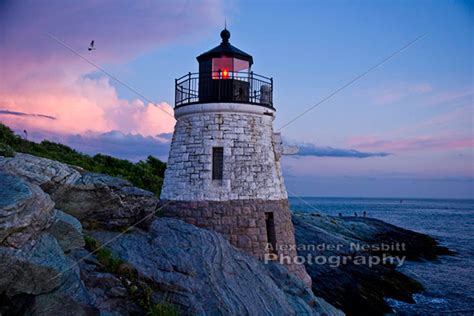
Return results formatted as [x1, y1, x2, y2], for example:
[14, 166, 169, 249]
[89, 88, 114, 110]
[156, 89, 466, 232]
[161, 198, 311, 286]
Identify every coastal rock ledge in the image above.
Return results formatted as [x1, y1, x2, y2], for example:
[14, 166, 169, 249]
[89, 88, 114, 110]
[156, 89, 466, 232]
[0, 154, 342, 315]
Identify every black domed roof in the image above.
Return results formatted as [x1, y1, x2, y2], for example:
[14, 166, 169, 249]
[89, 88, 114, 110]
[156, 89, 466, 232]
[196, 29, 253, 65]
[220, 28, 230, 42]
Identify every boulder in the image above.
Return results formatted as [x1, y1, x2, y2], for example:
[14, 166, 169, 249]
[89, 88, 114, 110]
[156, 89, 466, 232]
[0, 153, 81, 188]
[0, 232, 97, 316]
[52, 172, 158, 229]
[0, 171, 99, 315]
[91, 218, 343, 316]
[47, 210, 85, 252]
[0, 233, 76, 296]
[0, 154, 158, 230]
[0, 172, 55, 248]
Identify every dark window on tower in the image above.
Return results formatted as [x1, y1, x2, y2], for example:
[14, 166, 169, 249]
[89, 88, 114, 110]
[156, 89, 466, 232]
[212, 147, 224, 180]
[265, 212, 277, 255]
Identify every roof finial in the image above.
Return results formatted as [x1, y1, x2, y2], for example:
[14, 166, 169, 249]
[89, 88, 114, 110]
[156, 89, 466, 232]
[220, 23, 230, 43]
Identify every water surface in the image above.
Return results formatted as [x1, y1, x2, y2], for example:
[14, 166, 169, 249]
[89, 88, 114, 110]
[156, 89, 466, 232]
[289, 197, 474, 315]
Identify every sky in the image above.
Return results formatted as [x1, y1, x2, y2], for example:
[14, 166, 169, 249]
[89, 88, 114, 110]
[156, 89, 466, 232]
[0, 0, 473, 198]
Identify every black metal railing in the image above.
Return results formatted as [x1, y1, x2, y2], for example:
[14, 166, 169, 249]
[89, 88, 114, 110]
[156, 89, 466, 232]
[175, 71, 273, 108]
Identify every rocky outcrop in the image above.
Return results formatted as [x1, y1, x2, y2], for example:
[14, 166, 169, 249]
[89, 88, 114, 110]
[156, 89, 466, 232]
[51, 172, 158, 230]
[47, 210, 85, 252]
[0, 172, 54, 248]
[0, 154, 158, 230]
[90, 218, 342, 316]
[315, 215, 453, 260]
[0, 233, 68, 296]
[293, 211, 451, 316]
[68, 248, 142, 315]
[0, 232, 93, 315]
[0, 166, 342, 315]
[0, 153, 81, 188]
[0, 172, 94, 315]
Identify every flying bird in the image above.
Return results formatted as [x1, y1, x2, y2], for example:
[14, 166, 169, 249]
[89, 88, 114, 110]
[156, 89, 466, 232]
[88, 40, 95, 51]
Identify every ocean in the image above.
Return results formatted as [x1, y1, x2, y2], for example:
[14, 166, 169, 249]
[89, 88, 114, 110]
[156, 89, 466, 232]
[288, 197, 474, 315]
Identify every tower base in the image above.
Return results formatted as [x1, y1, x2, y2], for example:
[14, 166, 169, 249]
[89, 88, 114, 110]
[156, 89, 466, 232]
[160, 199, 312, 287]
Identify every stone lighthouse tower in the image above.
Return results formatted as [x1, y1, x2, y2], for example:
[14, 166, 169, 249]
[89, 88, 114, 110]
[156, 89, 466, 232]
[161, 28, 311, 286]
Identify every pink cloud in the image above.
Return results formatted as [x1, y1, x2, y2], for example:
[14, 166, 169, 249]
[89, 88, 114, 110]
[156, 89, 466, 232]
[349, 135, 474, 152]
[422, 87, 473, 107]
[0, 1, 224, 141]
[366, 82, 433, 105]
[387, 104, 473, 137]
[1, 76, 176, 137]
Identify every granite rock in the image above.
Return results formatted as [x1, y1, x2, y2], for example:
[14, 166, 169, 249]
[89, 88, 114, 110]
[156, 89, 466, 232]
[47, 210, 85, 252]
[0, 172, 55, 248]
[0, 154, 158, 230]
[0, 153, 81, 188]
[91, 217, 342, 316]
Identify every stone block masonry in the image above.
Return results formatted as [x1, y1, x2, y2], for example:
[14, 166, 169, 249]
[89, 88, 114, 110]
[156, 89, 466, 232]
[161, 199, 311, 287]
[160, 103, 287, 202]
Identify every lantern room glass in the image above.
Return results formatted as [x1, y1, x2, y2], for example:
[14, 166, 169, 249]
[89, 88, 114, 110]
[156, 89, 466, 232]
[212, 57, 250, 79]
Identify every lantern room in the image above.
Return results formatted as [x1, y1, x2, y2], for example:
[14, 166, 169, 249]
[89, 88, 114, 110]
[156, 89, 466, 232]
[175, 28, 273, 108]
[197, 28, 253, 79]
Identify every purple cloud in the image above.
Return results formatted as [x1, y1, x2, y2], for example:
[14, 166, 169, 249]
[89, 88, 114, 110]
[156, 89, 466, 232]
[291, 142, 391, 158]
[18, 129, 171, 162]
[0, 110, 56, 120]
[0, 1, 222, 138]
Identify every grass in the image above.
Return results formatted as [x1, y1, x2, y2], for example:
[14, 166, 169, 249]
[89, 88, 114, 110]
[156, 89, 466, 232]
[147, 303, 179, 316]
[142, 286, 179, 316]
[83, 235, 126, 274]
[0, 123, 166, 197]
[83, 235, 179, 315]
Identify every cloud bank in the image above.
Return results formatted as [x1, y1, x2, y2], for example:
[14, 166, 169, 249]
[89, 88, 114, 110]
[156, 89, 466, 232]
[22, 128, 171, 162]
[290, 142, 391, 158]
[349, 136, 474, 152]
[0, 0, 223, 154]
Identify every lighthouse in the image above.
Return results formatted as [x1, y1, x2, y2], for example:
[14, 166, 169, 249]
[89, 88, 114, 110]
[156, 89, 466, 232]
[161, 28, 311, 286]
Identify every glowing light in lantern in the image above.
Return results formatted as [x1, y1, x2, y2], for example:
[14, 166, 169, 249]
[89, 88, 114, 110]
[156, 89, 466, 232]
[222, 68, 229, 79]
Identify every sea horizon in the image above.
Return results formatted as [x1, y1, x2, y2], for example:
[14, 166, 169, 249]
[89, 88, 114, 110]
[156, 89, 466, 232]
[289, 195, 474, 202]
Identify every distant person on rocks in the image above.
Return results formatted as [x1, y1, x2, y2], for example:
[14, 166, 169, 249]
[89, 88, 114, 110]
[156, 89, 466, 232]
[363, 211, 367, 217]
[338, 212, 342, 217]
[354, 212, 357, 217]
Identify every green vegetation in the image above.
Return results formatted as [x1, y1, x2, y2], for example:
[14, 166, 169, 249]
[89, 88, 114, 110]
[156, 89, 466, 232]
[141, 286, 178, 316]
[84, 235, 178, 316]
[0, 143, 14, 157]
[0, 123, 166, 197]
[147, 302, 179, 316]
[84, 235, 127, 274]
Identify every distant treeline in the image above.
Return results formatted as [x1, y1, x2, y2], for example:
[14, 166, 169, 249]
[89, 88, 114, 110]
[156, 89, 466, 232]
[0, 123, 166, 197]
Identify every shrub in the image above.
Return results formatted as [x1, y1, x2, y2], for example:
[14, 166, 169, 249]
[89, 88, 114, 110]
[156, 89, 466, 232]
[0, 143, 15, 157]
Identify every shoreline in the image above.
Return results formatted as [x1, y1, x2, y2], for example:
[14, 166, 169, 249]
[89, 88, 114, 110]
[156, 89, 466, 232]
[292, 210, 454, 316]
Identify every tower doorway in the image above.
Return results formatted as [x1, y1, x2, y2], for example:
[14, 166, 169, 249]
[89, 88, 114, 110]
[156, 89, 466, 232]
[265, 212, 277, 255]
